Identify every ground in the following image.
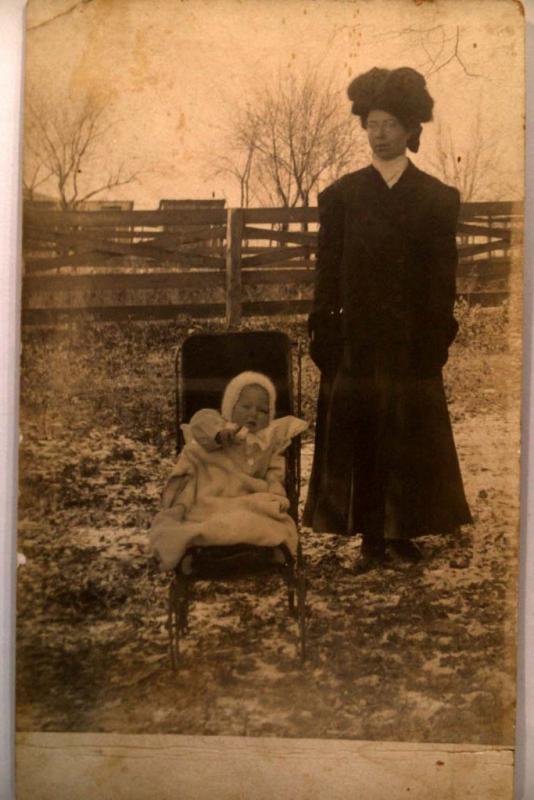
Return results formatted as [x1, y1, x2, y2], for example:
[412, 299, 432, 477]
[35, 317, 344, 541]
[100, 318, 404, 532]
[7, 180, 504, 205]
[16, 306, 520, 744]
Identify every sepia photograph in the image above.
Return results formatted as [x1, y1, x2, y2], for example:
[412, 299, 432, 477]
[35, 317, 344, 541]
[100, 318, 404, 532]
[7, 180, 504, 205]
[14, 0, 525, 796]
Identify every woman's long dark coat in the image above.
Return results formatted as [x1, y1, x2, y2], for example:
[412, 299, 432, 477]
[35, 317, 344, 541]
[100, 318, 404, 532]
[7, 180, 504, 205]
[303, 161, 472, 537]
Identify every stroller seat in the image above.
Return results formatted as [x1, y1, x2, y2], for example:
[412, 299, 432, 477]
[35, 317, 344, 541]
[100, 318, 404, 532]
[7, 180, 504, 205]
[166, 330, 307, 668]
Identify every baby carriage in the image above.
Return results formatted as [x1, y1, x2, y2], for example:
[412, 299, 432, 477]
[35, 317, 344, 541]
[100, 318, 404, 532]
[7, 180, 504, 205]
[167, 330, 307, 668]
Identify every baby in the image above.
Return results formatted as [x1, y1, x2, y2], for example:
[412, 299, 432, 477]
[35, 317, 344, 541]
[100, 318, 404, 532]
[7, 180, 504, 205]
[149, 371, 307, 571]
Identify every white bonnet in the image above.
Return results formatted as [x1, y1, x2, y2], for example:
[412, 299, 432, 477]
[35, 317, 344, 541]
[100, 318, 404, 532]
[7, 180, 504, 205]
[221, 371, 277, 423]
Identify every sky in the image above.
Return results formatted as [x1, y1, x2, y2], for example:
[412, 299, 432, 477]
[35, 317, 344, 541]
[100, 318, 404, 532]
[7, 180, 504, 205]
[25, 0, 525, 207]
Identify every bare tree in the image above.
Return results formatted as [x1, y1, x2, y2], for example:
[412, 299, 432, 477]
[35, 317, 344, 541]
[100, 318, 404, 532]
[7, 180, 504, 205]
[213, 70, 365, 208]
[23, 107, 56, 202]
[369, 23, 482, 79]
[24, 90, 142, 209]
[425, 111, 517, 202]
[211, 132, 257, 208]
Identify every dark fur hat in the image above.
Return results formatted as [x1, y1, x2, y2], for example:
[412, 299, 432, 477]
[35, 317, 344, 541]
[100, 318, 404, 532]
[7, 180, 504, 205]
[347, 67, 434, 152]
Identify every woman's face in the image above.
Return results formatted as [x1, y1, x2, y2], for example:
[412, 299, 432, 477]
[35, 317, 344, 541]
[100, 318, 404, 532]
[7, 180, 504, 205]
[366, 109, 411, 160]
[232, 384, 270, 432]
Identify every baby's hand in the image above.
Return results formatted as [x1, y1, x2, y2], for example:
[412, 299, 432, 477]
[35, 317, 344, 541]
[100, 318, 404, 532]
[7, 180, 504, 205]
[215, 428, 237, 448]
[277, 495, 290, 513]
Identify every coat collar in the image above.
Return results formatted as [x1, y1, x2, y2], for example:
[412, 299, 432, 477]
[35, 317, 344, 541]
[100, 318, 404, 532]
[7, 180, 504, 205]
[371, 154, 409, 188]
[367, 158, 420, 187]
[340, 160, 427, 231]
[353, 159, 424, 208]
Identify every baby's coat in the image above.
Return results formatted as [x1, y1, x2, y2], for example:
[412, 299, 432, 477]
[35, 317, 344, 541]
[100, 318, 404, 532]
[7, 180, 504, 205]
[149, 412, 307, 570]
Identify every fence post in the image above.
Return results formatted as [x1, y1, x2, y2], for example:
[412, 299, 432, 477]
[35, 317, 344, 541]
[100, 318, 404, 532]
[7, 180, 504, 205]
[487, 211, 493, 261]
[226, 207, 244, 327]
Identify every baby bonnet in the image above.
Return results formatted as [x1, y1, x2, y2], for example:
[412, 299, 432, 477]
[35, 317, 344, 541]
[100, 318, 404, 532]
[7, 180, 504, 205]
[221, 371, 277, 423]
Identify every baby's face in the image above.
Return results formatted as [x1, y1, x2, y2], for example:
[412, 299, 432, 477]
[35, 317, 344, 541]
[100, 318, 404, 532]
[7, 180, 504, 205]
[232, 385, 270, 432]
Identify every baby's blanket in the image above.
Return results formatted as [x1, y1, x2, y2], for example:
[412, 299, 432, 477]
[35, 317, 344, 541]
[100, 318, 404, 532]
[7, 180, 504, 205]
[150, 415, 307, 570]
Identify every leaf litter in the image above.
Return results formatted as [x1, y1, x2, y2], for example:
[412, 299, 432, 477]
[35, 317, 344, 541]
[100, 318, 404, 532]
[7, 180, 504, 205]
[16, 313, 520, 744]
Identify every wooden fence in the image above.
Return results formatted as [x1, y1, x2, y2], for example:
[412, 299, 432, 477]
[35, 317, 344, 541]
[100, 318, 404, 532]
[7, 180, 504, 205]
[22, 201, 523, 326]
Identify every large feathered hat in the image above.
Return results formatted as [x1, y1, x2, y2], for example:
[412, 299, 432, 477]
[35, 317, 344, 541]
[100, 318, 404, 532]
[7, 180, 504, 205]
[347, 67, 434, 152]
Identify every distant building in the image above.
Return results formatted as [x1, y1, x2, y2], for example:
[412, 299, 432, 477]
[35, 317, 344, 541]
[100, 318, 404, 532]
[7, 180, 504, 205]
[23, 190, 134, 212]
[158, 199, 226, 210]
[23, 189, 60, 210]
[77, 200, 134, 212]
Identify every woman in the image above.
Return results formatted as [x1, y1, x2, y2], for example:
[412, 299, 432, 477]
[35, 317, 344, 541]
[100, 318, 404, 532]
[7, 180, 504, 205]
[303, 67, 472, 573]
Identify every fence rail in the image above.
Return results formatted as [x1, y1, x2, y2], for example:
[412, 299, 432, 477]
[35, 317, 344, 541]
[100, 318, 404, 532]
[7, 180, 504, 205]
[22, 201, 523, 325]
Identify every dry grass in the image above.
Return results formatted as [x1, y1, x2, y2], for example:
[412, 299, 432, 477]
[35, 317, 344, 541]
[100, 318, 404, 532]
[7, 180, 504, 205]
[16, 305, 521, 744]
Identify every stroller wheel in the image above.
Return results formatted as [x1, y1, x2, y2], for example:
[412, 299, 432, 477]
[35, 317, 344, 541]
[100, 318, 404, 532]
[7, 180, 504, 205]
[168, 578, 180, 670]
[297, 571, 307, 664]
[168, 573, 190, 670]
[288, 586, 296, 617]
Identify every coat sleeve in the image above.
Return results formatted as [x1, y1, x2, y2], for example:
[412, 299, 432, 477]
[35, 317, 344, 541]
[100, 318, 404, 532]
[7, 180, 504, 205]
[308, 183, 345, 374]
[266, 453, 286, 497]
[313, 184, 344, 315]
[188, 408, 227, 451]
[417, 185, 460, 375]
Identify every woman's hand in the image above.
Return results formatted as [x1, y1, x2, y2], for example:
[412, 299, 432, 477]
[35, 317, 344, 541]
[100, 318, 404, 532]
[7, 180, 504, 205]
[308, 309, 344, 377]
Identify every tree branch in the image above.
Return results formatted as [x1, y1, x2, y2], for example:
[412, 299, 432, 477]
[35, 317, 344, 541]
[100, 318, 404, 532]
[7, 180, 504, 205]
[27, 0, 96, 32]
[372, 24, 482, 79]
[72, 167, 141, 208]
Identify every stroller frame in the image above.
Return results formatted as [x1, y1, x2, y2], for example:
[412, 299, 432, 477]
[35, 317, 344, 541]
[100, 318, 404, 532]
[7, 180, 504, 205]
[167, 331, 307, 668]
